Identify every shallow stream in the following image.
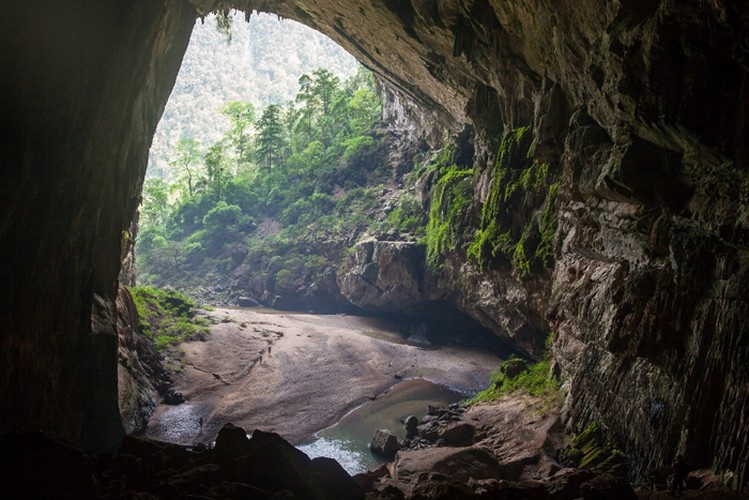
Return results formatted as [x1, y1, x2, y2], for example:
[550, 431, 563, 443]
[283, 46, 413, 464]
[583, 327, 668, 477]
[298, 378, 463, 474]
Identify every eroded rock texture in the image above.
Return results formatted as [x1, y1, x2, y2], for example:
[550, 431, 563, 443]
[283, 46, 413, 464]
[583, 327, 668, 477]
[2, 0, 748, 487]
[0, 0, 196, 449]
[219, 0, 749, 484]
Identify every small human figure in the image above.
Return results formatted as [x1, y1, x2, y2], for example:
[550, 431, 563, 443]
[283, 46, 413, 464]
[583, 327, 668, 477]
[198, 417, 203, 428]
[268, 346, 271, 356]
[670, 454, 688, 495]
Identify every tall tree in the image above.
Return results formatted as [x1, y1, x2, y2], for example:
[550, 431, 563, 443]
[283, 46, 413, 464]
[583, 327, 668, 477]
[169, 137, 202, 197]
[295, 74, 315, 145]
[205, 142, 229, 201]
[256, 104, 288, 170]
[222, 101, 256, 165]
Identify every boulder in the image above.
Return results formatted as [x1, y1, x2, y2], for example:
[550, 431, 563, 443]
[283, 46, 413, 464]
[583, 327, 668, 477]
[393, 447, 502, 484]
[417, 422, 439, 441]
[213, 423, 251, 458]
[220, 428, 363, 499]
[438, 422, 476, 446]
[369, 429, 400, 459]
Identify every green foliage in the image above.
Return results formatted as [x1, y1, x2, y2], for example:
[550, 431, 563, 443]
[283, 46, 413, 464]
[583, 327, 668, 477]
[468, 126, 558, 278]
[214, 9, 233, 42]
[561, 422, 628, 476]
[382, 196, 426, 237]
[423, 151, 474, 269]
[256, 104, 287, 170]
[128, 286, 210, 352]
[467, 335, 561, 410]
[137, 67, 389, 299]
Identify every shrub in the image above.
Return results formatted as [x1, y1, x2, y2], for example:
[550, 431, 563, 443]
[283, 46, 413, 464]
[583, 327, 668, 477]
[467, 335, 561, 410]
[128, 285, 210, 352]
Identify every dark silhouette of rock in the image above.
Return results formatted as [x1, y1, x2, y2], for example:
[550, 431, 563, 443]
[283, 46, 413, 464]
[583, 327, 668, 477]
[0, 432, 97, 498]
[546, 468, 596, 499]
[163, 388, 186, 405]
[213, 422, 252, 458]
[404, 415, 419, 440]
[369, 429, 400, 459]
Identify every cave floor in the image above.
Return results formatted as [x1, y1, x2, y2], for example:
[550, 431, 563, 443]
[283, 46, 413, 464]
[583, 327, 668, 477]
[144, 307, 502, 446]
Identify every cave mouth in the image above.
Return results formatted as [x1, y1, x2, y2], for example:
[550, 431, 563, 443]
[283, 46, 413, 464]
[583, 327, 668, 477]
[135, 10, 513, 356]
[132, 9, 515, 455]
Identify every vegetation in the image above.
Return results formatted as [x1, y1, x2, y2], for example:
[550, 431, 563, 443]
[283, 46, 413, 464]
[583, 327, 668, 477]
[561, 422, 628, 476]
[467, 126, 559, 278]
[148, 12, 359, 179]
[412, 146, 474, 270]
[467, 335, 561, 410]
[137, 67, 386, 302]
[128, 286, 211, 351]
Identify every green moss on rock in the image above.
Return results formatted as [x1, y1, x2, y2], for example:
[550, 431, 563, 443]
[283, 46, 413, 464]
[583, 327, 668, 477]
[468, 126, 558, 278]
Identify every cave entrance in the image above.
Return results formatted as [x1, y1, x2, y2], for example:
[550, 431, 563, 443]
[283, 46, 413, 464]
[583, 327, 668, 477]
[132, 12, 509, 458]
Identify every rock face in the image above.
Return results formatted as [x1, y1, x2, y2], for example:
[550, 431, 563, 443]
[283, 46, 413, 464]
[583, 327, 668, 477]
[0, 0, 195, 450]
[117, 286, 165, 434]
[2, 0, 749, 488]
[340, 239, 427, 313]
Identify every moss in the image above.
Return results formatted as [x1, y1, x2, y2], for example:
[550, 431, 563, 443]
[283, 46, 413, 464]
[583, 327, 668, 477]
[467, 337, 562, 412]
[425, 161, 474, 270]
[565, 422, 628, 476]
[128, 285, 210, 352]
[469, 126, 558, 278]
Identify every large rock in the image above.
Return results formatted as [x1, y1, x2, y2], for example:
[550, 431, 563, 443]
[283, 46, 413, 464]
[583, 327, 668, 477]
[393, 447, 502, 484]
[438, 422, 476, 447]
[369, 429, 400, 460]
[340, 239, 427, 313]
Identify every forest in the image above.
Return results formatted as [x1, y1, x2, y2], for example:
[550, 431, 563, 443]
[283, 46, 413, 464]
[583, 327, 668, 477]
[136, 67, 408, 307]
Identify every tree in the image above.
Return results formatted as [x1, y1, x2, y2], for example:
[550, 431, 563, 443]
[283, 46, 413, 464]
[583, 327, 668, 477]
[140, 178, 170, 229]
[256, 104, 288, 170]
[169, 137, 203, 196]
[221, 101, 256, 165]
[311, 68, 340, 116]
[295, 74, 315, 145]
[204, 142, 229, 201]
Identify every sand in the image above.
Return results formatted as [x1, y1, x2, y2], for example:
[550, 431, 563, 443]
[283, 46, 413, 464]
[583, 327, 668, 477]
[144, 307, 502, 446]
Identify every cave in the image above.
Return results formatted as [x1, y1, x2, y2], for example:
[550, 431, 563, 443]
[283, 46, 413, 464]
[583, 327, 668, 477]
[1, 0, 748, 491]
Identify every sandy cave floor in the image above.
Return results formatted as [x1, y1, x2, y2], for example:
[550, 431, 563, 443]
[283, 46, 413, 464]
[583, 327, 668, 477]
[143, 307, 503, 446]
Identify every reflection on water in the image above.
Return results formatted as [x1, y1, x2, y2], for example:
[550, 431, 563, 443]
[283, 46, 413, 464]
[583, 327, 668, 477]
[299, 379, 463, 474]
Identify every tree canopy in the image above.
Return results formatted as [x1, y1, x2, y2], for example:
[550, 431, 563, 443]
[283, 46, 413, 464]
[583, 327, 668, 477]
[136, 67, 388, 299]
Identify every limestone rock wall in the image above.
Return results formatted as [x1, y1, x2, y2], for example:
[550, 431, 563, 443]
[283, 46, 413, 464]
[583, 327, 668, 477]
[0, 0, 196, 449]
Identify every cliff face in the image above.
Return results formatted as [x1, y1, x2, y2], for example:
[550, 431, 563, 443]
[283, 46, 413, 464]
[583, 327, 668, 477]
[2, 0, 748, 486]
[0, 0, 196, 449]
